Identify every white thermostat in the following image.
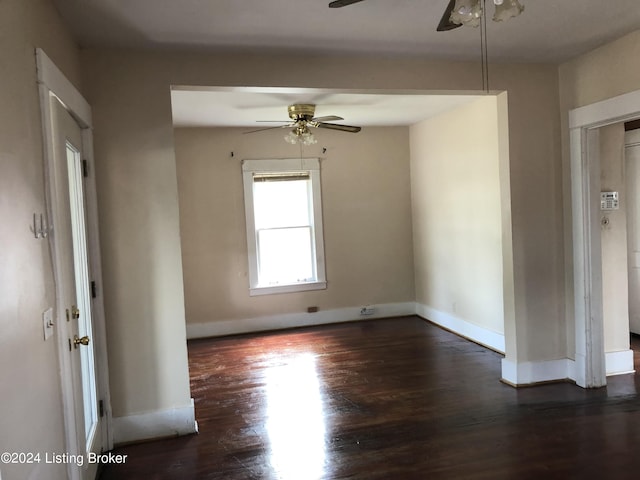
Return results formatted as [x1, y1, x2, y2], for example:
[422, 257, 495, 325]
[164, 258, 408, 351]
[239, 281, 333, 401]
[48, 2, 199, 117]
[600, 191, 619, 210]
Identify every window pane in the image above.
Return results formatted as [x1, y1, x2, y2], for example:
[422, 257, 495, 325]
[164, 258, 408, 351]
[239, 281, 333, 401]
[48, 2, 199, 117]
[258, 227, 313, 285]
[242, 158, 326, 295]
[254, 179, 310, 229]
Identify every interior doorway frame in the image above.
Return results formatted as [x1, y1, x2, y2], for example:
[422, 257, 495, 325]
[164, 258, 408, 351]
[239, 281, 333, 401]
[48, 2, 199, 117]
[36, 48, 113, 477]
[569, 88, 640, 388]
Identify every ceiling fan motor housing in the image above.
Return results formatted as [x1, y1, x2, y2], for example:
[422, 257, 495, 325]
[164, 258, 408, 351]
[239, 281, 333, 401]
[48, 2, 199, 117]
[288, 104, 316, 121]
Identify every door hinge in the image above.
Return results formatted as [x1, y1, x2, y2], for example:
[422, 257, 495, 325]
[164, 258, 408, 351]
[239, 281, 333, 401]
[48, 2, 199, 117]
[99, 399, 104, 418]
[82, 159, 89, 178]
[91, 280, 97, 299]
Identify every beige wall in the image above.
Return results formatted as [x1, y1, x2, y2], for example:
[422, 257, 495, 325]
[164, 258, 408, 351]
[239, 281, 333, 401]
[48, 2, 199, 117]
[559, 30, 640, 110]
[0, 0, 82, 478]
[410, 97, 506, 336]
[599, 124, 630, 353]
[559, 29, 640, 357]
[175, 126, 414, 324]
[80, 47, 562, 418]
[81, 65, 192, 417]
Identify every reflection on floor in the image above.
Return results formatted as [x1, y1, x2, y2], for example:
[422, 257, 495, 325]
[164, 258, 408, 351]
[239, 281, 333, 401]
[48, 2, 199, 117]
[265, 352, 326, 479]
[99, 316, 640, 479]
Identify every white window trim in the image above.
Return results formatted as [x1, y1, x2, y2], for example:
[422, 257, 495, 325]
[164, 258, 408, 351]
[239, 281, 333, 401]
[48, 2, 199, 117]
[242, 158, 327, 296]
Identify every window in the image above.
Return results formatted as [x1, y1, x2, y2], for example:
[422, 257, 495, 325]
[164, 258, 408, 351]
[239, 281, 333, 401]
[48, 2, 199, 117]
[242, 158, 326, 296]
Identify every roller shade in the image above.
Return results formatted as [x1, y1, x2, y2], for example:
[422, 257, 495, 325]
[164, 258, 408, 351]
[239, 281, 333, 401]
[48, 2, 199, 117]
[253, 172, 310, 182]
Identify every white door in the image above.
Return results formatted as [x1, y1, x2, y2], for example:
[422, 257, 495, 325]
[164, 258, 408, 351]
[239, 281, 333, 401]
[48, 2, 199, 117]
[626, 137, 640, 334]
[51, 99, 103, 479]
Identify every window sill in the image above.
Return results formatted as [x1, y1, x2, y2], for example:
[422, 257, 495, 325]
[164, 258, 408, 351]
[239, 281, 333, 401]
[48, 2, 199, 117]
[249, 281, 327, 297]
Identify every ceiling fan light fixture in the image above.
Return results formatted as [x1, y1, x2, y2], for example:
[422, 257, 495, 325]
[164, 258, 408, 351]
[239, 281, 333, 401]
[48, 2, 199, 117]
[450, 0, 482, 27]
[492, 0, 524, 22]
[284, 128, 317, 146]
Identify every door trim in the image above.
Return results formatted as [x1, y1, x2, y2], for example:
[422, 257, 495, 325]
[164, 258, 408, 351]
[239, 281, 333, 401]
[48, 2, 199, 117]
[569, 88, 640, 387]
[36, 48, 113, 476]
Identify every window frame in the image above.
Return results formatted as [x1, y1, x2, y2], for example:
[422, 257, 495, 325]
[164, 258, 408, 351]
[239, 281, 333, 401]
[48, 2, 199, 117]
[242, 158, 327, 296]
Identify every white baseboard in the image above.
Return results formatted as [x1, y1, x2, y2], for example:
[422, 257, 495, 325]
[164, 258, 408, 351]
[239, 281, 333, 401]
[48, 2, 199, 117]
[606, 349, 635, 376]
[186, 302, 416, 339]
[415, 303, 505, 353]
[501, 358, 575, 386]
[499, 350, 634, 386]
[113, 399, 198, 445]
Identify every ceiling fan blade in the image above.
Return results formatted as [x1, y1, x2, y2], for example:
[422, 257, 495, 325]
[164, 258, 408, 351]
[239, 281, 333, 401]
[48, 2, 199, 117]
[317, 122, 361, 133]
[437, 0, 462, 32]
[244, 125, 291, 134]
[329, 0, 366, 8]
[312, 115, 344, 122]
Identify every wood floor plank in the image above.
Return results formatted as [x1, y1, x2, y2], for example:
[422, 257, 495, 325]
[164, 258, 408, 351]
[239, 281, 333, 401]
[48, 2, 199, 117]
[98, 316, 640, 479]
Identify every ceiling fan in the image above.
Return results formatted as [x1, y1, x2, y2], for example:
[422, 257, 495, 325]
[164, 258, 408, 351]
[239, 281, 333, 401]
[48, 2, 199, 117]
[328, 0, 524, 31]
[245, 104, 361, 145]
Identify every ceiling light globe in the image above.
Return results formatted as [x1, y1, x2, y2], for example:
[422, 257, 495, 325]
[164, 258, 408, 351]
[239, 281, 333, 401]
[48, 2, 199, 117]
[451, 0, 482, 27]
[493, 0, 524, 22]
[284, 131, 299, 144]
[301, 132, 317, 146]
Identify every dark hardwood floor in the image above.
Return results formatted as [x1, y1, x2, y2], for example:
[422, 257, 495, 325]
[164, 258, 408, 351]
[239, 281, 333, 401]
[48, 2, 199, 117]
[99, 316, 640, 479]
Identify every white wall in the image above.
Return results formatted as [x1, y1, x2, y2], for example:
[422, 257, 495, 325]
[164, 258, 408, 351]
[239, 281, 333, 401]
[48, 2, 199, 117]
[0, 0, 82, 478]
[175, 126, 415, 332]
[410, 97, 507, 350]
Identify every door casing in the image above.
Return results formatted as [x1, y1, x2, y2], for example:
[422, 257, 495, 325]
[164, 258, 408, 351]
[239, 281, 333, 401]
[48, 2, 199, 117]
[36, 48, 113, 479]
[569, 89, 640, 388]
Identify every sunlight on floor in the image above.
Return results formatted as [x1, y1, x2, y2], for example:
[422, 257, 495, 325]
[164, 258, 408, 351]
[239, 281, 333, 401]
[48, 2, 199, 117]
[265, 353, 326, 479]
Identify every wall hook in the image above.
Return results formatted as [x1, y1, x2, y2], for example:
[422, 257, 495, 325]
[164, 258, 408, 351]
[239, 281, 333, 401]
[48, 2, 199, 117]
[30, 213, 51, 239]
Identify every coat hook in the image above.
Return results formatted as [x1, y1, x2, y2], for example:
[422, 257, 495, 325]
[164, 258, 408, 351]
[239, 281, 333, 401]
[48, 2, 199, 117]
[30, 213, 50, 239]
[322, 147, 327, 154]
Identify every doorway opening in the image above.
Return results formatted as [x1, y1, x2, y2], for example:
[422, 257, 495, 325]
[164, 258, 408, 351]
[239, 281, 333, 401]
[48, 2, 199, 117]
[569, 88, 640, 388]
[170, 86, 514, 384]
[625, 125, 640, 372]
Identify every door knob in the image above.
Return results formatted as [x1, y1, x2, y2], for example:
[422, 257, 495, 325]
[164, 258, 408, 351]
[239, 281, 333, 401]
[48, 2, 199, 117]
[73, 335, 90, 349]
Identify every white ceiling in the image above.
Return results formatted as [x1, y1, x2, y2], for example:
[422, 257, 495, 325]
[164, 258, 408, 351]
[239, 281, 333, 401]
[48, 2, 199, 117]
[170, 87, 483, 127]
[53, 0, 640, 63]
[51, 0, 640, 128]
